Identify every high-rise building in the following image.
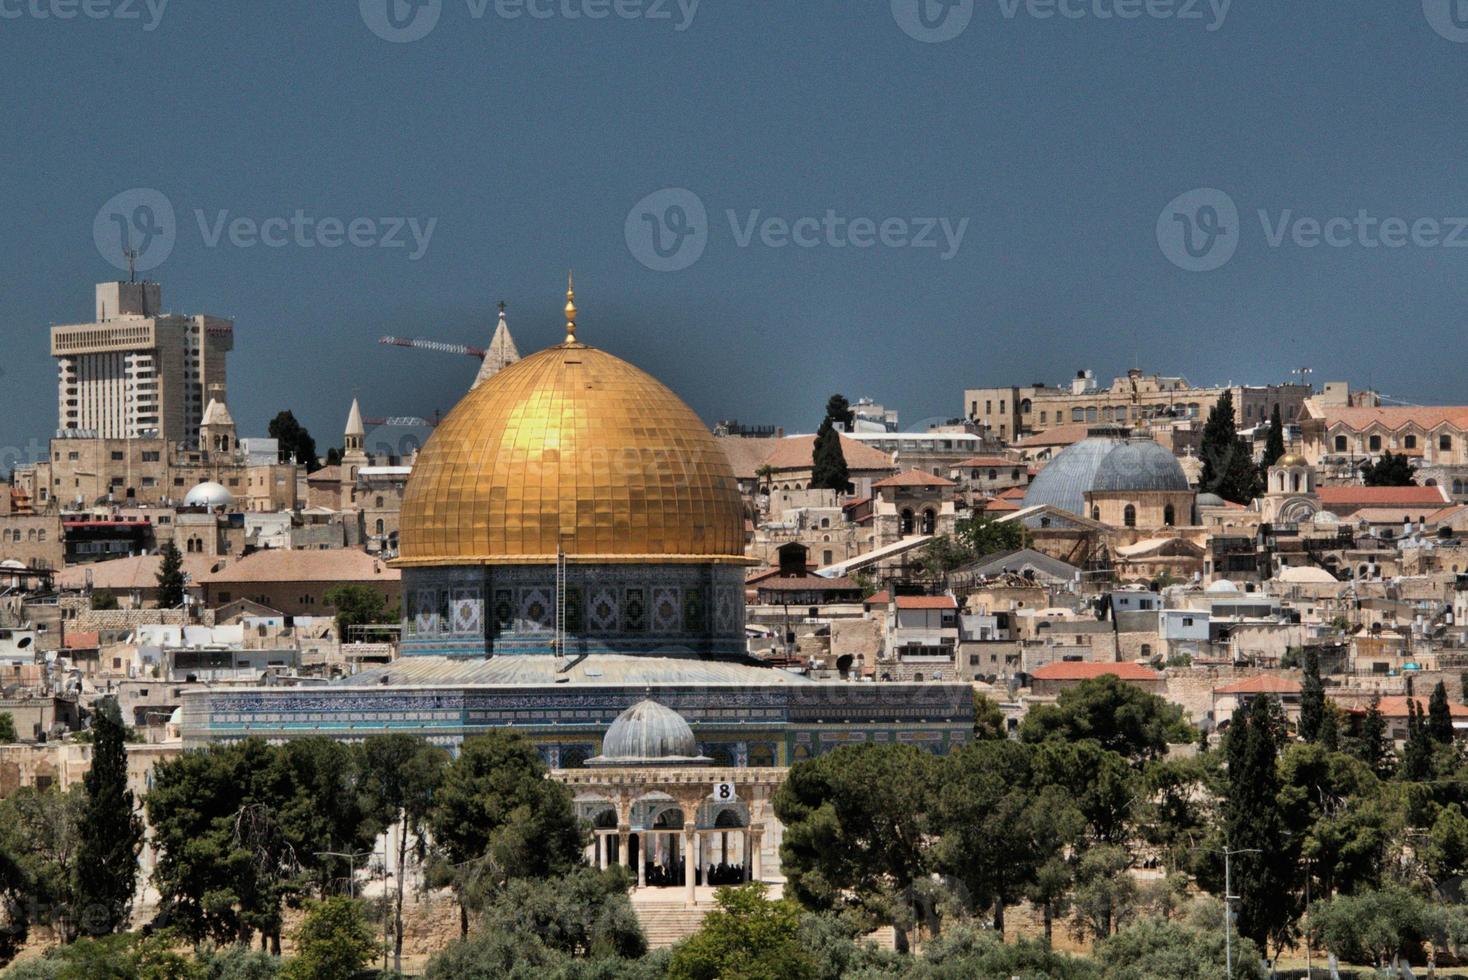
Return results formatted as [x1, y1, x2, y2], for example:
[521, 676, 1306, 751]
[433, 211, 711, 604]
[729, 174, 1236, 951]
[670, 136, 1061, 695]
[51, 281, 233, 445]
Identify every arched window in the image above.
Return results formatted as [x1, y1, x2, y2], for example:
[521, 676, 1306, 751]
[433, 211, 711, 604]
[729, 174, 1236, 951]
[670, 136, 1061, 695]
[1092, 506, 1101, 521]
[899, 509, 914, 535]
[988, 469, 998, 480]
[1164, 504, 1176, 527]
[375, 496, 384, 508]
[1369, 435, 1382, 452]
[1405, 434, 1417, 449]
[1292, 473, 1301, 492]
[1020, 398, 1032, 415]
[1334, 435, 1347, 452]
[1124, 505, 1137, 528]
[921, 509, 936, 535]
[375, 519, 385, 535]
[820, 517, 830, 528]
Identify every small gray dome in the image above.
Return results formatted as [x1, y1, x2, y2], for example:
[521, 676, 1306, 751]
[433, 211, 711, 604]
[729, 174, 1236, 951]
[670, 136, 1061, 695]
[1196, 492, 1227, 507]
[184, 481, 233, 509]
[1023, 430, 1129, 516]
[1090, 439, 1190, 493]
[589, 700, 709, 767]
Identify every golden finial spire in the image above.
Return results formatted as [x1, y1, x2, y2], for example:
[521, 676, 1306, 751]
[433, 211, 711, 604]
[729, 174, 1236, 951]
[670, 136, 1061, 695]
[563, 270, 578, 344]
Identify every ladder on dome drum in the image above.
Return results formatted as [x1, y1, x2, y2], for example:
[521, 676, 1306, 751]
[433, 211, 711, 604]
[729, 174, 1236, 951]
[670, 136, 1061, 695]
[554, 547, 568, 672]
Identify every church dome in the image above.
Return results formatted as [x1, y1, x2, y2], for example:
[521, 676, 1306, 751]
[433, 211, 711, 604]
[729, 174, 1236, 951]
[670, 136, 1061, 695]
[397, 338, 745, 567]
[1276, 453, 1308, 468]
[183, 481, 233, 509]
[589, 700, 710, 766]
[1022, 427, 1129, 516]
[1090, 439, 1191, 493]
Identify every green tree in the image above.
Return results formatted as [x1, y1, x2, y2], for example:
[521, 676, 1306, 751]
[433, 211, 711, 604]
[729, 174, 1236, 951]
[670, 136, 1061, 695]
[824, 394, 854, 433]
[1298, 646, 1326, 743]
[1309, 886, 1465, 970]
[1361, 450, 1415, 487]
[913, 921, 1099, 978]
[1354, 694, 1392, 777]
[1261, 403, 1286, 469]
[934, 740, 1082, 934]
[155, 540, 186, 609]
[280, 897, 377, 980]
[480, 866, 645, 961]
[322, 584, 397, 638]
[810, 422, 850, 493]
[427, 731, 585, 934]
[0, 786, 84, 944]
[74, 697, 143, 937]
[358, 734, 448, 972]
[1095, 900, 1267, 980]
[267, 411, 320, 472]
[89, 591, 119, 611]
[0, 713, 14, 744]
[1031, 739, 1139, 846]
[1019, 674, 1194, 763]
[1220, 696, 1299, 957]
[668, 884, 816, 980]
[971, 692, 1006, 740]
[954, 512, 1025, 559]
[1427, 680, 1455, 744]
[1069, 844, 1138, 940]
[1426, 803, 1468, 887]
[754, 463, 775, 496]
[1276, 743, 1385, 899]
[913, 534, 972, 585]
[773, 743, 937, 952]
[1199, 391, 1262, 504]
[1400, 697, 1435, 781]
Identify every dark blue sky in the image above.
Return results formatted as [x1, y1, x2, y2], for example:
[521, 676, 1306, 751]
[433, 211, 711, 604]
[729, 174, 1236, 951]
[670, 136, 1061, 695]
[3, 0, 1467, 464]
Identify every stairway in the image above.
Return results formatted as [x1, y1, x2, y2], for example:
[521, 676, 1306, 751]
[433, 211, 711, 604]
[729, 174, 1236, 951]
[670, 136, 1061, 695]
[635, 903, 711, 948]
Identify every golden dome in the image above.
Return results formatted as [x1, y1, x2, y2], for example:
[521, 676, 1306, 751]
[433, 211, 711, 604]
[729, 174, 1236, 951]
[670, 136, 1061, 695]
[397, 340, 746, 566]
[1276, 453, 1308, 468]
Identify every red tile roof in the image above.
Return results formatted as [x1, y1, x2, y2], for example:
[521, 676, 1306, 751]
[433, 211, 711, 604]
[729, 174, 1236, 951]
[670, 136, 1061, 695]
[999, 485, 1029, 500]
[761, 434, 895, 473]
[1316, 406, 1468, 433]
[983, 498, 1021, 513]
[1316, 485, 1448, 508]
[1214, 675, 1302, 695]
[1014, 423, 1092, 448]
[1030, 661, 1162, 682]
[64, 631, 100, 649]
[1364, 696, 1468, 719]
[872, 470, 957, 489]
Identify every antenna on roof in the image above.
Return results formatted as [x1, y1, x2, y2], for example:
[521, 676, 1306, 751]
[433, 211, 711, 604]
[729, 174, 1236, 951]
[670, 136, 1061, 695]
[123, 247, 139, 283]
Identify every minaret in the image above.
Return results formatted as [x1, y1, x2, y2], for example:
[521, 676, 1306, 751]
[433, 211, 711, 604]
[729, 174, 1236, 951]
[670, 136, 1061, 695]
[472, 301, 522, 390]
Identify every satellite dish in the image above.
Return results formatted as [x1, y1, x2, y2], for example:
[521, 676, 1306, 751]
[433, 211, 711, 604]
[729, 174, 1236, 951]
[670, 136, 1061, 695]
[17, 637, 31, 648]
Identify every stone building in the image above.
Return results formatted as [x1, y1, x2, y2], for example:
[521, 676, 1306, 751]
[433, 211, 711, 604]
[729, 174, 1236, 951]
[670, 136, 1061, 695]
[872, 470, 958, 546]
[1022, 426, 1195, 529]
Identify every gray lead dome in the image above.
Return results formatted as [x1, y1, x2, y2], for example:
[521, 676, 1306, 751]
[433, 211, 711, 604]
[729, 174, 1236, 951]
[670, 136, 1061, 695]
[588, 700, 711, 767]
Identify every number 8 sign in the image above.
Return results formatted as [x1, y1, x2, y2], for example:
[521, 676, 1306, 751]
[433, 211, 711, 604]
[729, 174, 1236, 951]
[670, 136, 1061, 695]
[713, 782, 736, 802]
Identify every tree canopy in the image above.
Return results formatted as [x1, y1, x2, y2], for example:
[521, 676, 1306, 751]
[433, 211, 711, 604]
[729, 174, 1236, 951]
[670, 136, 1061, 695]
[267, 410, 320, 471]
[1199, 391, 1262, 504]
[1019, 675, 1195, 762]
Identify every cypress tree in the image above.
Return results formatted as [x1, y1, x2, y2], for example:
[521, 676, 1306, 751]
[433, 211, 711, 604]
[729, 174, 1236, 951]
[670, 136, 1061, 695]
[1401, 699, 1434, 781]
[1427, 681, 1455, 744]
[74, 697, 143, 936]
[1298, 646, 1325, 743]
[1358, 695, 1391, 777]
[1199, 391, 1263, 504]
[155, 540, 186, 609]
[1223, 696, 1298, 957]
[1317, 702, 1340, 752]
[810, 395, 853, 493]
[1263, 403, 1286, 468]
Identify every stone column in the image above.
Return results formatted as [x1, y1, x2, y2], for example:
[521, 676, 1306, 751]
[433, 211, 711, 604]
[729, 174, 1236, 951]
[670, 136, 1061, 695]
[683, 822, 697, 907]
[598, 833, 609, 870]
[617, 826, 630, 868]
[750, 825, 764, 882]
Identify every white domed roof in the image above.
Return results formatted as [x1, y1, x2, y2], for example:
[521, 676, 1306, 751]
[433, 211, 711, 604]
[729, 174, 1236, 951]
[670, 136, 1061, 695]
[1205, 578, 1240, 593]
[184, 481, 233, 509]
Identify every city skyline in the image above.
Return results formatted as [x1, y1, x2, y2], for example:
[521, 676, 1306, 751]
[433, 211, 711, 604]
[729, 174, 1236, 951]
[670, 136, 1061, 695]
[3, 2, 1467, 459]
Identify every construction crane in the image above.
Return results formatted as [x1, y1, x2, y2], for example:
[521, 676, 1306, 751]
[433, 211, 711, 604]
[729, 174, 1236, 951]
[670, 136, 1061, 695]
[363, 414, 440, 428]
[378, 336, 486, 360]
